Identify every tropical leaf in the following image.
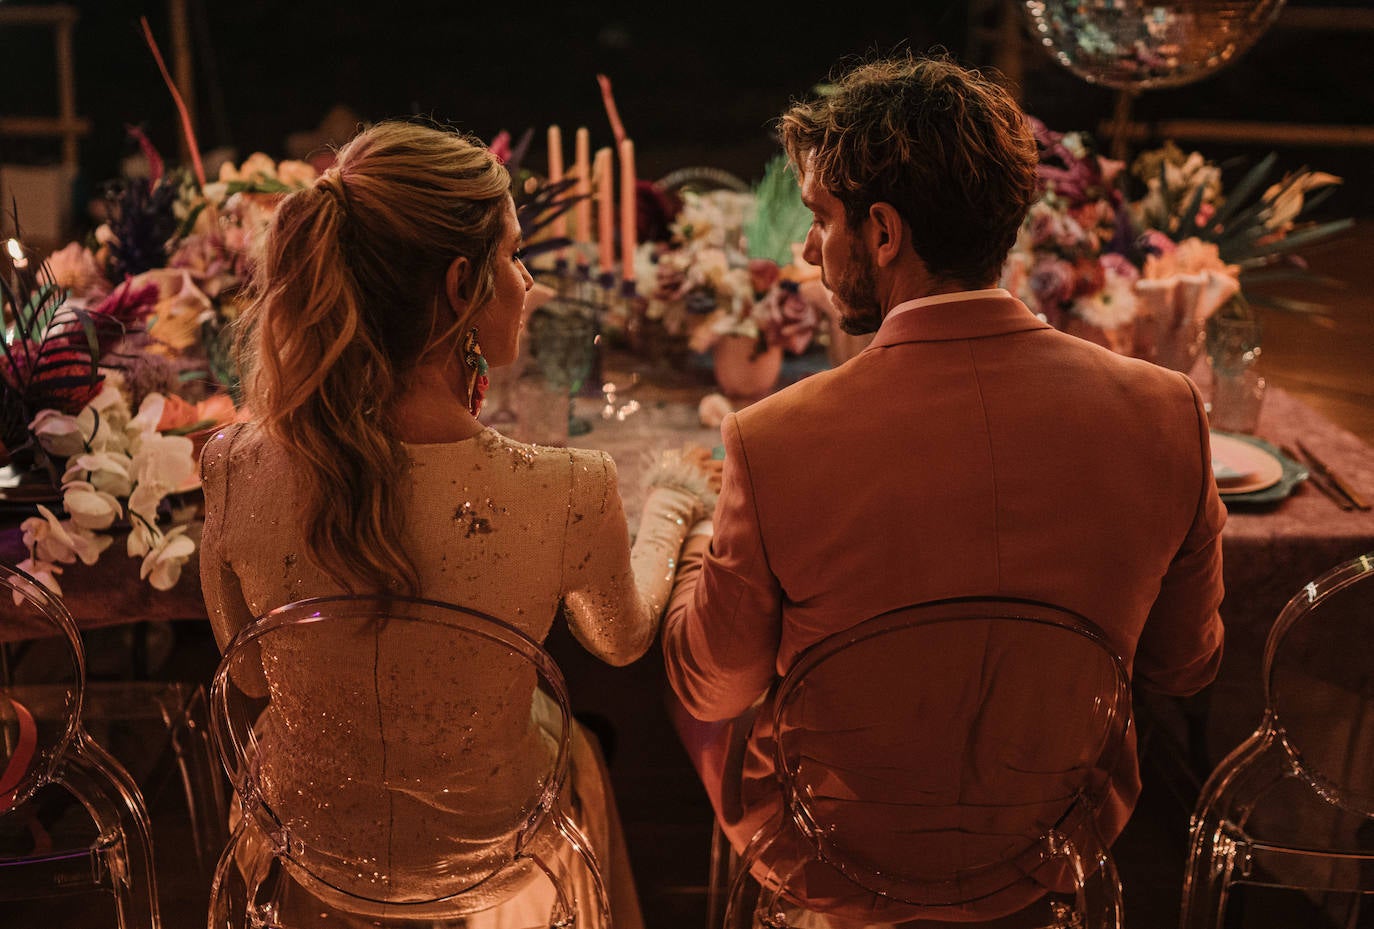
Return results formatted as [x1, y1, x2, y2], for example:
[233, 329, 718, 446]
[223, 177, 294, 197]
[1208, 152, 1279, 233]
[1172, 180, 1210, 240]
[1295, 184, 1339, 219]
[1244, 292, 1336, 316]
[1240, 268, 1346, 288]
[1240, 218, 1355, 260]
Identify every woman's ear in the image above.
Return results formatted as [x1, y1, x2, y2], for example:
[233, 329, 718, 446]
[444, 256, 473, 314]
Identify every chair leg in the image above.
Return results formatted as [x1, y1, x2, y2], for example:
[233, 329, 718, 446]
[160, 684, 228, 872]
[207, 816, 252, 929]
[549, 802, 611, 926]
[59, 730, 161, 929]
[1179, 815, 1237, 929]
[706, 821, 737, 929]
[724, 822, 780, 929]
[1080, 819, 1124, 929]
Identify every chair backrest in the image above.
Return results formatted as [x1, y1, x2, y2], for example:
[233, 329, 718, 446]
[210, 594, 573, 907]
[770, 597, 1131, 909]
[0, 562, 85, 812]
[1262, 551, 1374, 817]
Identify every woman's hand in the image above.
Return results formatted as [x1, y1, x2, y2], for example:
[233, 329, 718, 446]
[680, 444, 723, 496]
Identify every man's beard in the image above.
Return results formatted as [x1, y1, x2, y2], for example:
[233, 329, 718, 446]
[825, 238, 883, 335]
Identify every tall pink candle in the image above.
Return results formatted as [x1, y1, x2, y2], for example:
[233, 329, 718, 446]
[546, 125, 565, 241]
[619, 138, 636, 283]
[574, 127, 591, 247]
[594, 147, 615, 276]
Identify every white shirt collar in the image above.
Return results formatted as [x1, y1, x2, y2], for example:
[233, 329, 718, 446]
[879, 288, 1014, 330]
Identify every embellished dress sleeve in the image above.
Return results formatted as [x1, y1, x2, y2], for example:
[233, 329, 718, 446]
[560, 450, 702, 667]
[198, 424, 257, 653]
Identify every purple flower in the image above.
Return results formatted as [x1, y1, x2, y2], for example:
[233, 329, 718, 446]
[1028, 257, 1077, 310]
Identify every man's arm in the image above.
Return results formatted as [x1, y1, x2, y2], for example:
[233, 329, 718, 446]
[1134, 375, 1226, 695]
[662, 413, 784, 721]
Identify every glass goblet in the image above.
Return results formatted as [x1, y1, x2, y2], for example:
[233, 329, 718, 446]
[527, 305, 599, 438]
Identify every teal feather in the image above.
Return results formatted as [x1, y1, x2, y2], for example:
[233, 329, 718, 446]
[744, 155, 812, 267]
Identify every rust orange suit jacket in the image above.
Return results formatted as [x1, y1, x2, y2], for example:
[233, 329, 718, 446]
[662, 293, 1225, 913]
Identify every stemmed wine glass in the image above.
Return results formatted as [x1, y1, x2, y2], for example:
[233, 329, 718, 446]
[527, 303, 599, 438]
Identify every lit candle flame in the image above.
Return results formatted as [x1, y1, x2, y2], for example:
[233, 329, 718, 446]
[5, 238, 28, 269]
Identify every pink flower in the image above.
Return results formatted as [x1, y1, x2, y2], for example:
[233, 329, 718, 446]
[754, 282, 819, 355]
[1028, 257, 1076, 310]
[91, 278, 159, 329]
[488, 131, 512, 164]
[747, 259, 781, 296]
[1100, 252, 1140, 284]
[45, 243, 111, 304]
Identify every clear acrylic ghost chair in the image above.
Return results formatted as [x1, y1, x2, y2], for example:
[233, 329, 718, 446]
[207, 594, 610, 928]
[0, 562, 161, 928]
[722, 598, 1132, 929]
[1180, 551, 1374, 929]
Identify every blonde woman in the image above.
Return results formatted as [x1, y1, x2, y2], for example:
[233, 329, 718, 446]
[199, 120, 708, 928]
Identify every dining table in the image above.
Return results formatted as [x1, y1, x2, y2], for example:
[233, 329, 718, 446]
[3, 350, 1372, 779]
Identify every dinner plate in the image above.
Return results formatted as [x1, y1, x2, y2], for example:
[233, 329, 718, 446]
[1211, 432, 1285, 494]
[0, 464, 62, 507]
[1210, 431, 1308, 505]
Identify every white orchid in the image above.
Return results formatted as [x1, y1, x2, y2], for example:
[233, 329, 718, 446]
[20, 505, 111, 566]
[128, 392, 168, 441]
[131, 431, 196, 494]
[126, 483, 165, 540]
[15, 558, 63, 599]
[62, 451, 134, 498]
[30, 410, 87, 458]
[24, 384, 202, 592]
[74, 403, 127, 454]
[87, 376, 133, 430]
[139, 525, 195, 591]
[61, 480, 123, 531]
[126, 517, 159, 559]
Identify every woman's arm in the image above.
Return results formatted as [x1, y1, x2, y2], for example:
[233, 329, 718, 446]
[198, 426, 257, 652]
[561, 451, 706, 666]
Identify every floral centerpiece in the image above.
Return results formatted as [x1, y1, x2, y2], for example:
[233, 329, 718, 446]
[1000, 119, 1351, 371]
[1, 246, 213, 594]
[50, 136, 317, 399]
[0, 140, 306, 594]
[634, 156, 822, 369]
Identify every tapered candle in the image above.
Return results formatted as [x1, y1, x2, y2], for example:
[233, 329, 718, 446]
[574, 127, 591, 248]
[619, 138, 636, 283]
[547, 125, 565, 242]
[594, 147, 615, 276]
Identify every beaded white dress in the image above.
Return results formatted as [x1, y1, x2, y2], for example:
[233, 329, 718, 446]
[200, 422, 698, 929]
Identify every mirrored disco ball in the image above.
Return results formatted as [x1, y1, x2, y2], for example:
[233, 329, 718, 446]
[1022, 0, 1287, 90]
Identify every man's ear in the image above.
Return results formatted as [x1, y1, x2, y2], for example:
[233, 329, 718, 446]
[444, 256, 473, 314]
[867, 203, 905, 269]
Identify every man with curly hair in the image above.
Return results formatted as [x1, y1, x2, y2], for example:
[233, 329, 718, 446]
[663, 54, 1225, 924]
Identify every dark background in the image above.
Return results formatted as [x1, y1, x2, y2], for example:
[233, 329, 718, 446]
[2, 0, 1372, 227]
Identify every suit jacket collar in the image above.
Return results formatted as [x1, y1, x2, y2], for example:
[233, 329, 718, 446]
[866, 294, 1051, 350]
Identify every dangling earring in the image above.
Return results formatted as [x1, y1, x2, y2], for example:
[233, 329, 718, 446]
[462, 327, 490, 417]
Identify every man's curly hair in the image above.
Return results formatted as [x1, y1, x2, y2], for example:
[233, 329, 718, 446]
[779, 54, 1039, 288]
